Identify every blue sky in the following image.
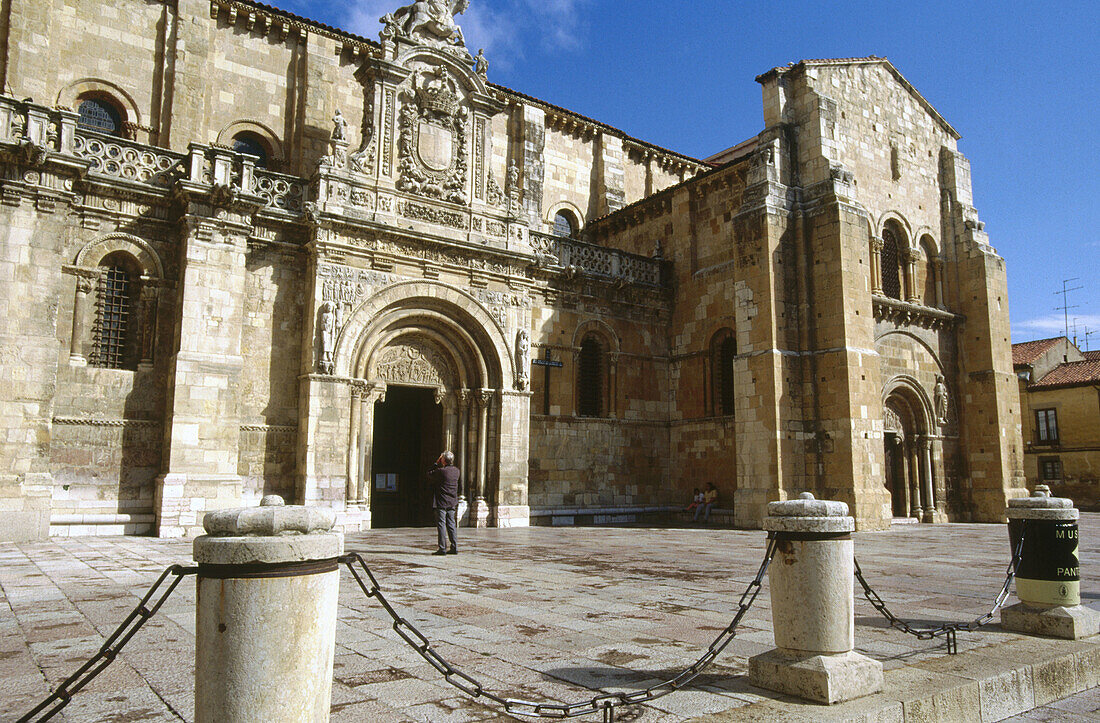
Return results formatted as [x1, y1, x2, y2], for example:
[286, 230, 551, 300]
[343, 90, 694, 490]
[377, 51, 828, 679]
[281, 0, 1099, 348]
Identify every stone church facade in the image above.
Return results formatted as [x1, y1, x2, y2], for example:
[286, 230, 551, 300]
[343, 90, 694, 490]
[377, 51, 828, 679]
[0, 0, 1027, 541]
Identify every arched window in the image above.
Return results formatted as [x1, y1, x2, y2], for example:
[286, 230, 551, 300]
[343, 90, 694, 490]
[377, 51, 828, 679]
[881, 225, 904, 300]
[91, 253, 142, 370]
[577, 335, 603, 417]
[231, 131, 270, 168]
[553, 210, 577, 238]
[715, 334, 736, 416]
[77, 96, 124, 136]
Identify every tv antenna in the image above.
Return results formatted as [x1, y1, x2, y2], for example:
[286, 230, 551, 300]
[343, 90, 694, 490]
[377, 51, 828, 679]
[1054, 278, 1082, 341]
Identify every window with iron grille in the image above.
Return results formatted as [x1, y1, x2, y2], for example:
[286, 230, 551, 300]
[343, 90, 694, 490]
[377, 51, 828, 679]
[77, 97, 123, 136]
[1039, 456, 1062, 481]
[577, 336, 602, 417]
[717, 334, 736, 416]
[881, 227, 902, 300]
[91, 265, 132, 369]
[1035, 408, 1059, 444]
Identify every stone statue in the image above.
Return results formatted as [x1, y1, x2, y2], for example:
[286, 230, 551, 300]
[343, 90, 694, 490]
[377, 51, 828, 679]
[380, 0, 469, 51]
[934, 375, 948, 425]
[473, 48, 488, 78]
[318, 302, 340, 375]
[515, 329, 530, 390]
[331, 109, 348, 143]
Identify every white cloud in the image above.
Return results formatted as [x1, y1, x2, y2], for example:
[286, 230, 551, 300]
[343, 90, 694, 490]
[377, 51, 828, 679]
[342, 0, 590, 70]
[1013, 313, 1100, 343]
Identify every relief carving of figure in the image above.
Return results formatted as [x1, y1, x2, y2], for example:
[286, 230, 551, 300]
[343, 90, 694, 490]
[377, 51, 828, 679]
[317, 301, 341, 375]
[934, 375, 949, 425]
[332, 109, 348, 143]
[515, 329, 530, 390]
[380, 0, 470, 54]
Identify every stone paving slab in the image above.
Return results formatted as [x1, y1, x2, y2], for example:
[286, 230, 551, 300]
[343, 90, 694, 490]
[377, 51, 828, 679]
[1, 516, 1098, 722]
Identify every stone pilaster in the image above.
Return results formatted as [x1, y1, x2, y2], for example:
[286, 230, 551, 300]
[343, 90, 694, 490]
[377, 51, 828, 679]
[942, 148, 1027, 520]
[155, 197, 253, 537]
[595, 132, 626, 217]
[520, 104, 545, 228]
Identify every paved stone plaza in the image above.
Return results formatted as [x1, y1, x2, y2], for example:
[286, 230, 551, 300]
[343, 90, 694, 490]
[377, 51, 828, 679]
[3, 516, 1099, 722]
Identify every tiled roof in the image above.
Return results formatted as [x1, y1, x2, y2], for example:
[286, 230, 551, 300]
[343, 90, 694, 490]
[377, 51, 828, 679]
[1012, 337, 1063, 366]
[1085, 350, 1100, 361]
[1031, 359, 1100, 389]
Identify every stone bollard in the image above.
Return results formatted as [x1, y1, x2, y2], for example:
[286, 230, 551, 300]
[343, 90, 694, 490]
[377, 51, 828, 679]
[194, 495, 343, 723]
[1001, 485, 1100, 639]
[749, 493, 883, 704]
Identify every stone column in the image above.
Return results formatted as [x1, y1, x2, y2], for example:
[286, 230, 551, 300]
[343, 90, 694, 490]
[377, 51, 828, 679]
[1001, 486, 1100, 639]
[908, 442, 922, 519]
[470, 389, 493, 528]
[68, 270, 98, 366]
[919, 437, 936, 521]
[897, 439, 911, 516]
[869, 236, 884, 296]
[346, 386, 362, 505]
[194, 496, 343, 722]
[138, 282, 159, 370]
[933, 257, 945, 308]
[357, 384, 384, 504]
[607, 352, 619, 419]
[904, 248, 920, 304]
[456, 389, 469, 500]
[932, 437, 948, 518]
[749, 493, 883, 704]
[442, 391, 456, 454]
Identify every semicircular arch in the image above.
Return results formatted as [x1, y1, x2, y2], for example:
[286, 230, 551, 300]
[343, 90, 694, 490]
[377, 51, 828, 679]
[334, 280, 510, 387]
[882, 373, 935, 435]
[572, 318, 620, 353]
[75, 233, 164, 278]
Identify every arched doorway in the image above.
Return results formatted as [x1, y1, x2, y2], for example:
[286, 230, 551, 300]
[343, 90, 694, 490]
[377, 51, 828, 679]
[883, 383, 937, 522]
[335, 282, 513, 529]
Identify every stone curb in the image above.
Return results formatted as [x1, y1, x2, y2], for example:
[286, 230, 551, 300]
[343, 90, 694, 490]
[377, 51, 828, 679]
[688, 631, 1100, 721]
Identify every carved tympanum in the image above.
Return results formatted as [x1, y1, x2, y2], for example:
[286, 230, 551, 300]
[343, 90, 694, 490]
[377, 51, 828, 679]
[374, 340, 454, 388]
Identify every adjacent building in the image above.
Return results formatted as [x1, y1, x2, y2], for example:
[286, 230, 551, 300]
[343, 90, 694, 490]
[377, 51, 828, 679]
[1014, 337, 1100, 508]
[0, 0, 1026, 540]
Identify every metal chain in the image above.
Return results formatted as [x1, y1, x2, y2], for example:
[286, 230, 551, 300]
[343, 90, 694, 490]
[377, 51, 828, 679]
[853, 530, 1024, 653]
[17, 564, 198, 723]
[341, 536, 777, 720]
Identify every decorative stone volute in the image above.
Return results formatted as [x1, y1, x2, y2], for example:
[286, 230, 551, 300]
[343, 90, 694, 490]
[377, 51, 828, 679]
[764, 492, 854, 534]
[202, 494, 337, 537]
[1007, 485, 1078, 521]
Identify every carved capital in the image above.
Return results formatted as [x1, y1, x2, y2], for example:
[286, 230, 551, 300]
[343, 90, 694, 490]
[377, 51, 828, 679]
[869, 235, 885, 253]
[477, 388, 495, 409]
[456, 388, 470, 409]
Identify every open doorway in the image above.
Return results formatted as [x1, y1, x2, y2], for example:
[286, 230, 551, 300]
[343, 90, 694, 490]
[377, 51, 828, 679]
[370, 386, 443, 528]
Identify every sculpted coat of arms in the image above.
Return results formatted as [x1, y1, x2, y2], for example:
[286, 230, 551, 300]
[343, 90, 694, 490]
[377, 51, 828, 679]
[397, 67, 469, 204]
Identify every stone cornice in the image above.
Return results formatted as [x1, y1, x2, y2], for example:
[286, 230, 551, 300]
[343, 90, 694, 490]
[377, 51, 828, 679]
[873, 295, 962, 330]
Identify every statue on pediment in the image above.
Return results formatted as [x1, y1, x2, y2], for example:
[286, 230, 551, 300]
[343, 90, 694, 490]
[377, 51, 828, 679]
[381, 0, 470, 56]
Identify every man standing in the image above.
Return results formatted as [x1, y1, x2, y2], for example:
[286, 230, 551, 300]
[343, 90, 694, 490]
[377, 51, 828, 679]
[428, 451, 459, 555]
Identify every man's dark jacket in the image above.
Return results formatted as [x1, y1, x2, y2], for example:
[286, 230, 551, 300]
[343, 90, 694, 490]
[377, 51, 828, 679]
[428, 464, 460, 509]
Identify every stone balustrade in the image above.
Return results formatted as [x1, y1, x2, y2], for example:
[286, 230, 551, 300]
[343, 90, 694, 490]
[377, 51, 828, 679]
[530, 230, 665, 287]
